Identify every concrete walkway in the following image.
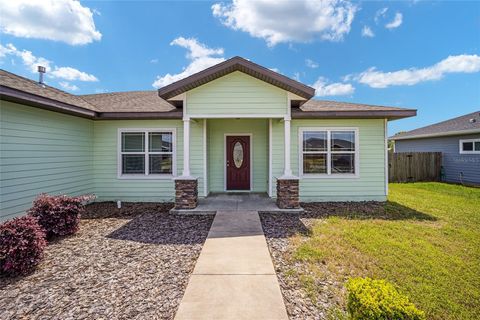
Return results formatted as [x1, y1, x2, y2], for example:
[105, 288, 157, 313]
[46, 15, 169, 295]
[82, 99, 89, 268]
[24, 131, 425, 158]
[175, 210, 288, 320]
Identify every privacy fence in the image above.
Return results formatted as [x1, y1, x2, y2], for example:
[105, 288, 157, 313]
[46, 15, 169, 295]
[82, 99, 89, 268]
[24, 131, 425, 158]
[388, 152, 442, 183]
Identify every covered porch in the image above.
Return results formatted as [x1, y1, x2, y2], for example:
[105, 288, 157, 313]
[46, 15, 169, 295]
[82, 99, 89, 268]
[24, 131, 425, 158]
[175, 116, 299, 211]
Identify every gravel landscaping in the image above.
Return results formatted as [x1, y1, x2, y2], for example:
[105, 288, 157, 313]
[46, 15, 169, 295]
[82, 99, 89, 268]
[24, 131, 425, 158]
[260, 202, 390, 320]
[0, 202, 213, 320]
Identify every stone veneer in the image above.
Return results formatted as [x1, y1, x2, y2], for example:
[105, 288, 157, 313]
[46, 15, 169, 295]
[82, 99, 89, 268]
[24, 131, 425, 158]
[276, 178, 300, 209]
[174, 178, 198, 209]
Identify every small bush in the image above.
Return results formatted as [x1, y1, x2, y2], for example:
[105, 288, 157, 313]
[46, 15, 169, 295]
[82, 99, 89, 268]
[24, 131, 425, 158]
[0, 215, 47, 276]
[346, 277, 425, 320]
[28, 194, 94, 238]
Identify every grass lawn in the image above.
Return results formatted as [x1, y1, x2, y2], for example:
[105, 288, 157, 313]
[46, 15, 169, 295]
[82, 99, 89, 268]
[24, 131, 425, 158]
[293, 183, 480, 319]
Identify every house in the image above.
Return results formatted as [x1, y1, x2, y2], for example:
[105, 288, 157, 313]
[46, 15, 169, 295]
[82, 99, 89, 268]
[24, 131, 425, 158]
[391, 111, 480, 185]
[0, 57, 416, 221]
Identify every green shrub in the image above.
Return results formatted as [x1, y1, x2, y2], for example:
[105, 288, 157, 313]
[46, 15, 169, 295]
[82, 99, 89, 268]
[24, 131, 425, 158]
[346, 277, 425, 320]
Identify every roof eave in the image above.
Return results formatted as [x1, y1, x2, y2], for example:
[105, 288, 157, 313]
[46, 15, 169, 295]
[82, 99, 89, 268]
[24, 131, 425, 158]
[391, 128, 480, 140]
[292, 109, 417, 120]
[0, 85, 96, 119]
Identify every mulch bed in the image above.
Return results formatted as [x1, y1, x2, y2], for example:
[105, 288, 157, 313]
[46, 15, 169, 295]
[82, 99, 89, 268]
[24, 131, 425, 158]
[0, 202, 213, 320]
[260, 201, 387, 320]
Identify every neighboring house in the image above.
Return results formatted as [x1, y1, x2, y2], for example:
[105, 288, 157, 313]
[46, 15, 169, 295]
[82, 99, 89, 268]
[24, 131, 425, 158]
[0, 57, 416, 221]
[391, 111, 480, 185]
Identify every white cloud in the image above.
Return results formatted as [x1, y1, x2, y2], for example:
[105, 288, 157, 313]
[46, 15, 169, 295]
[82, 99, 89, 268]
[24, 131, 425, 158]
[361, 26, 374, 37]
[269, 67, 281, 73]
[59, 81, 79, 91]
[152, 37, 225, 88]
[0, 43, 98, 82]
[150, 59, 159, 64]
[355, 54, 480, 88]
[385, 12, 403, 29]
[212, 0, 357, 46]
[305, 59, 319, 68]
[293, 72, 301, 81]
[312, 77, 355, 96]
[51, 67, 97, 82]
[0, 43, 51, 72]
[374, 7, 388, 24]
[0, 0, 102, 45]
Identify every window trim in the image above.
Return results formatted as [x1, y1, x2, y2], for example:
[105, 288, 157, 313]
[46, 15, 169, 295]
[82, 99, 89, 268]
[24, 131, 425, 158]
[117, 128, 177, 179]
[459, 138, 480, 154]
[298, 127, 360, 179]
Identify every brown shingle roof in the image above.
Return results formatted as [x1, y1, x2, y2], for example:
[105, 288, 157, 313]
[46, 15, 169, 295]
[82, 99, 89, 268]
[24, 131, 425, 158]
[292, 99, 417, 119]
[81, 91, 175, 113]
[390, 111, 480, 140]
[0, 69, 98, 111]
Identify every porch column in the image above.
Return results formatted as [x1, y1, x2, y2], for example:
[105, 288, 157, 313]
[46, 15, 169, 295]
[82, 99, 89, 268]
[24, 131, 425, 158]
[283, 117, 292, 176]
[174, 118, 198, 210]
[182, 118, 191, 177]
[276, 116, 300, 209]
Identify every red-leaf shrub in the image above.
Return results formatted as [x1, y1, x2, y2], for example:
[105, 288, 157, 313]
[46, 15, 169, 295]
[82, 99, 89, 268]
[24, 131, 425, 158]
[28, 194, 95, 238]
[0, 215, 47, 276]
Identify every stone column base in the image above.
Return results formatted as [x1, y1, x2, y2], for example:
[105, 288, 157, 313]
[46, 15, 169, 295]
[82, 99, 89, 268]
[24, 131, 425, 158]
[174, 178, 198, 209]
[276, 178, 300, 209]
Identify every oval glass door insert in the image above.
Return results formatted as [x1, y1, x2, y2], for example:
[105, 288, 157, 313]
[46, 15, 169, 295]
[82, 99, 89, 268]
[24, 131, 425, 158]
[233, 142, 244, 168]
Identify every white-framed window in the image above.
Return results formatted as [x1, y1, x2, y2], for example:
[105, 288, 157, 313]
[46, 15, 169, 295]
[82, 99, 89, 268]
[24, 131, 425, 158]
[118, 128, 176, 179]
[299, 127, 359, 178]
[459, 138, 480, 154]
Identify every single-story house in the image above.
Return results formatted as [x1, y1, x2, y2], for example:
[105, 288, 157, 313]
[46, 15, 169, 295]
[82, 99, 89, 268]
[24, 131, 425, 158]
[0, 57, 416, 221]
[391, 111, 480, 185]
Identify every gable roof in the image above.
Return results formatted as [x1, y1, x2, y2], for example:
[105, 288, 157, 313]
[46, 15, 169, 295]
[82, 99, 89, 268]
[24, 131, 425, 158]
[1, 64, 415, 121]
[391, 111, 480, 140]
[157, 56, 315, 100]
[293, 100, 416, 120]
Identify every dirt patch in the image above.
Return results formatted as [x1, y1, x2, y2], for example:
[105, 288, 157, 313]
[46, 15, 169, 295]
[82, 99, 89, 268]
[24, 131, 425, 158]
[1, 202, 213, 319]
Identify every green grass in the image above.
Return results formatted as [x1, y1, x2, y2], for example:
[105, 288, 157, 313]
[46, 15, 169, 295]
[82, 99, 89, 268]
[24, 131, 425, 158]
[293, 183, 480, 319]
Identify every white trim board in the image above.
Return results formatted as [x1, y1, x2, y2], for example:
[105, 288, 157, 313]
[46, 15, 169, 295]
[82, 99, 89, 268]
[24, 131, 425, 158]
[223, 133, 253, 192]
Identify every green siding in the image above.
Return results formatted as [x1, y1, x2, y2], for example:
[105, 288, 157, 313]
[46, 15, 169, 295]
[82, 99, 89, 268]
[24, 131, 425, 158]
[0, 101, 94, 221]
[93, 120, 206, 202]
[272, 119, 387, 201]
[186, 71, 288, 116]
[207, 119, 268, 193]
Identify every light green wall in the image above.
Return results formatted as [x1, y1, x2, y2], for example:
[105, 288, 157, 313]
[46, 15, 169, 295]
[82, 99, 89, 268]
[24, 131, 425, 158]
[207, 119, 268, 193]
[93, 119, 206, 202]
[272, 119, 387, 201]
[0, 101, 94, 221]
[186, 71, 288, 116]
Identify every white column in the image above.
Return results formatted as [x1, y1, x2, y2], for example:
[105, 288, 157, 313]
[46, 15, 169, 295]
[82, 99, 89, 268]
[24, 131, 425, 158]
[283, 117, 292, 177]
[182, 118, 191, 177]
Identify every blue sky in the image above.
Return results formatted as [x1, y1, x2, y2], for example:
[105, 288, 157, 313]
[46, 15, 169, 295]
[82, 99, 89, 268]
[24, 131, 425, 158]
[0, 0, 479, 135]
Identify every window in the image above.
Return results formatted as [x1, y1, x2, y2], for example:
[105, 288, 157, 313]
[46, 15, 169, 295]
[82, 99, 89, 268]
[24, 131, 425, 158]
[460, 138, 480, 154]
[300, 128, 358, 177]
[119, 129, 175, 178]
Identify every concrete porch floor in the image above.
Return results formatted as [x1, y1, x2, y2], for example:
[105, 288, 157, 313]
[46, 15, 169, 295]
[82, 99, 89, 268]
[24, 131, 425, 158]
[170, 193, 304, 214]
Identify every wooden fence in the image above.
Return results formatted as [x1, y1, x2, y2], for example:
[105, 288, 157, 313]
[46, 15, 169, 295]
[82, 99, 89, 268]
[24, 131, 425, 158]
[388, 152, 442, 183]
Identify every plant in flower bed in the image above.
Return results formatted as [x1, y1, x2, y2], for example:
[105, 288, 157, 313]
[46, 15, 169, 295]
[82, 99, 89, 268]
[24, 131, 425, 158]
[346, 277, 425, 320]
[28, 194, 95, 238]
[0, 215, 47, 276]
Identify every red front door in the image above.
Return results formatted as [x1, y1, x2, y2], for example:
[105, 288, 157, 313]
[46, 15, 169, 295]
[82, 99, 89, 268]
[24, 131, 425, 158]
[226, 136, 250, 190]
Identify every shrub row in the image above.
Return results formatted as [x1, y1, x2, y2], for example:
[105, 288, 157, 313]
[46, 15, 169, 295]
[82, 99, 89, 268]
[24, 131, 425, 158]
[346, 277, 425, 320]
[0, 194, 93, 277]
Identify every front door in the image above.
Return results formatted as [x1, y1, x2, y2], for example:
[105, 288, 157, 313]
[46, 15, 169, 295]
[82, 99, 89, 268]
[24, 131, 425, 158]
[226, 135, 251, 190]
